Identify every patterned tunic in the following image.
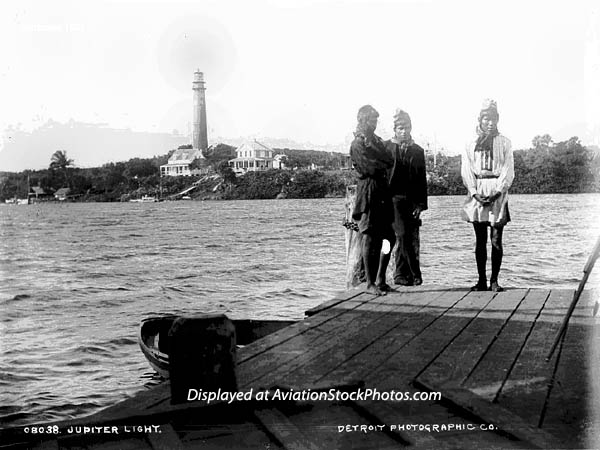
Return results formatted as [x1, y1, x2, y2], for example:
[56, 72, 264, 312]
[461, 134, 514, 226]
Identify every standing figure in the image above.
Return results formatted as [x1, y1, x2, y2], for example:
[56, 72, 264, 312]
[461, 99, 514, 292]
[385, 109, 428, 286]
[350, 105, 395, 295]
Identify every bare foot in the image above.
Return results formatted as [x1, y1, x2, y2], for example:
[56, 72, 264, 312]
[376, 282, 394, 293]
[365, 283, 386, 296]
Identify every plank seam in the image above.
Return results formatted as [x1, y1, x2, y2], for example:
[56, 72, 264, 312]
[492, 290, 552, 403]
[239, 294, 376, 364]
[359, 291, 471, 381]
[242, 292, 425, 387]
[414, 292, 500, 381]
[311, 290, 452, 384]
[304, 290, 371, 316]
[537, 327, 567, 428]
[460, 289, 531, 387]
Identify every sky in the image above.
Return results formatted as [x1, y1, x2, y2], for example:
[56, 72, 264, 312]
[1, 0, 599, 168]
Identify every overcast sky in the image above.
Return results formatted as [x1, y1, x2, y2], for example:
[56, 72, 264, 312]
[1, 0, 599, 158]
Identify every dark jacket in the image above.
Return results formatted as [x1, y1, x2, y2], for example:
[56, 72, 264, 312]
[350, 132, 393, 222]
[385, 140, 428, 211]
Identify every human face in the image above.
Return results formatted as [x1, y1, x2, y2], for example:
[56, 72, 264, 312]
[394, 120, 412, 142]
[365, 114, 378, 133]
[480, 113, 498, 135]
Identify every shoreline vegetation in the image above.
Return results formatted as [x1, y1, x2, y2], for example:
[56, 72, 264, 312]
[1, 136, 599, 203]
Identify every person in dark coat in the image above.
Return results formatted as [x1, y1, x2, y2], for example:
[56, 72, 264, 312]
[385, 109, 428, 286]
[350, 105, 395, 295]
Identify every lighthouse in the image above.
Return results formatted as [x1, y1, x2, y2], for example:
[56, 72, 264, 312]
[192, 70, 208, 155]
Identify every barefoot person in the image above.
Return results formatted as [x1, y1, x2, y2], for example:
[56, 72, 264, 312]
[385, 109, 428, 286]
[461, 99, 514, 292]
[350, 105, 395, 295]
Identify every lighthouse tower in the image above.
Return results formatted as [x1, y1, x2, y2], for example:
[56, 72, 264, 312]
[192, 70, 208, 156]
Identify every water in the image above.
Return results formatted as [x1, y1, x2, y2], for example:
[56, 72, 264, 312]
[1, 194, 599, 426]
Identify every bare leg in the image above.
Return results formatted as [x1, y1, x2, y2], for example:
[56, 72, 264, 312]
[376, 235, 395, 291]
[362, 234, 384, 295]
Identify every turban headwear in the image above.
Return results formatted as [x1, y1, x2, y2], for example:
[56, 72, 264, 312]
[393, 109, 412, 127]
[479, 98, 499, 120]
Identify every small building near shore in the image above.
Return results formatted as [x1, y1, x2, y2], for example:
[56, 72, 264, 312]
[54, 187, 71, 201]
[28, 186, 53, 202]
[160, 147, 204, 177]
[273, 154, 287, 170]
[229, 140, 276, 175]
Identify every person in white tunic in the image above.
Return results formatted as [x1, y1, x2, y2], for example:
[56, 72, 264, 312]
[461, 99, 514, 292]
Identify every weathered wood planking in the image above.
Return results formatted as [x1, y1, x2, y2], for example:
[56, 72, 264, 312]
[91, 293, 378, 420]
[284, 403, 403, 450]
[461, 289, 551, 398]
[348, 399, 452, 449]
[312, 289, 471, 388]
[366, 290, 497, 390]
[413, 381, 567, 449]
[415, 289, 529, 389]
[146, 423, 184, 450]
[236, 290, 443, 388]
[241, 292, 374, 363]
[538, 290, 599, 448]
[494, 290, 572, 426]
[8, 287, 595, 450]
[258, 290, 453, 389]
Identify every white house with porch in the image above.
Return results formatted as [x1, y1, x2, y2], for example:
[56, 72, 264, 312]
[229, 140, 276, 175]
[160, 148, 204, 177]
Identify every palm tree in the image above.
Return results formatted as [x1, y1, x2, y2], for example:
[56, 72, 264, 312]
[49, 150, 74, 187]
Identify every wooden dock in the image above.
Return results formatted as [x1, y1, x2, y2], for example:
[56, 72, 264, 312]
[2, 287, 598, 449]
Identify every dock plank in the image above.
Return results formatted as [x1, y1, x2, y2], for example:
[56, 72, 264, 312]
[304, 290, 367, 316]
[13, 287, 593, 450]
[299, 289, 471, 388]
[276, 403, 403, 450]
[413, 380, 567, 449]
[416, 289, 528, 389]
[538, 317, 597, 447]
[29, 441, 60, 450]
[146, 423, 184, 450]
[254, 408, 322, 450]
[365, 290, 497, 389]
[86, 438, 147, 450]
[239, 292, 376, 364]
[248, 290, 451, 389]
[461, 289, 551, 399]
[238, 291, 444, 388]
[494, 289, 572, 427]
[179, 421, 282, 449]
[349, 399, 450, 449]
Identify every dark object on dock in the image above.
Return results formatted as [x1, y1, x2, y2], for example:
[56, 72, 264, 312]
[2, 287, 596, 449]
[168, 314, 238, 404]
[139, 315, 298, 379]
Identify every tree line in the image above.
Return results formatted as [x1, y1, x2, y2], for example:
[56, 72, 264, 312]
[0, 135, 598, 202]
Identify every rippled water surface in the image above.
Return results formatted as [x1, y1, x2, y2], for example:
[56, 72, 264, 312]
[1, 194, 599, 425]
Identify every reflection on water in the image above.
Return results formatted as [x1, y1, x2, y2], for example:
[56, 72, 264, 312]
[0, 194, 598, 425]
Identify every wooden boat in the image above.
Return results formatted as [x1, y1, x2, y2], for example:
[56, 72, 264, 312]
[139, 315, 297, 378]
[130, 195, 158, 203]
[4, 198, 28, 205]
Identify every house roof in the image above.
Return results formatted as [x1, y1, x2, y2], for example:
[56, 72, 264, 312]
[167, 148, 203, 164]
[55, 187, 71, 196]
[235, 140, 274, 153]
[31, 186, 46, 194]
